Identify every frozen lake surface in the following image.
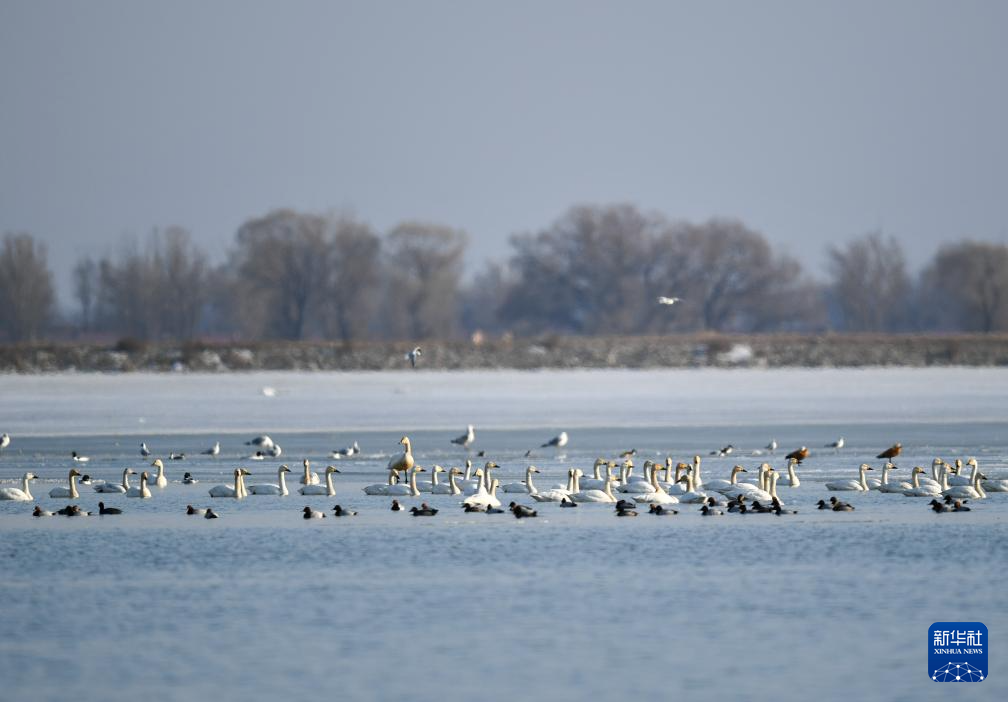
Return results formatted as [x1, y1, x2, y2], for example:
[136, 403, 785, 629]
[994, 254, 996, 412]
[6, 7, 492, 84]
[1, 368, 1006, 701]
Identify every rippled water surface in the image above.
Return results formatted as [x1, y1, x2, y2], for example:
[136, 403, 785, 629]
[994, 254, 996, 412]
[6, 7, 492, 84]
[1, 369, 1006, 701]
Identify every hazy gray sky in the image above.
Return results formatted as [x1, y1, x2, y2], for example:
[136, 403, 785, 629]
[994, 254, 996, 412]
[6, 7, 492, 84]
[2, 0, 1006, 304]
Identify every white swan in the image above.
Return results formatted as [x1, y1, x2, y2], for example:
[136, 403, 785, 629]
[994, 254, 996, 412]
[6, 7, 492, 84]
[826, 464, 872, 491]
[632, 465, 680, 504]
[248, 465, 292, 496]
[49, 469, 82, 498]
[782, 458, 800, 488]
[363, 469, 399, 496]
[463, 464, 495, 496]
[300, 466, 340, 496]
[579, 459, 612, 491]
[126, 471, 152, 498]
[703, 465, 748, 492]
[945, 459, 974, 486]
[618, 460, 654, 494]
[208, 469, 248, 498]
[94, 468, 137, 494]
[148, 459, 168, 488]
[720, 464, 771, 501]
[943, 468, 987, 499]
[418, 465, 446, 493]
[388, 436, 416, 477]
[502, 466, 541, 494]
[531, 469, 575, 502]
[975, 458, 1008, 492]
[877, 463, 912, 493]
[0, 472, 37, 501]
[672, 470, 708, 504]
[299, 459, 320, 485]
[463, 477, 503, 509]
[903, 466, 942, 497]
[433, 468, 464, 495]
[571, 471, 617, 503]
[387, 466, 425, 497]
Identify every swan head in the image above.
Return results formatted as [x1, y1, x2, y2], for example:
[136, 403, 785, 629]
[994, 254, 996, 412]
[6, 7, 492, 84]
[126, 468, 137, 475]
[449, 467, 461, 476]
[484, 461, 498, 470]
[527, 466, 540, 473]
[24, 472, 37, 480]
[325, 466, 340, 474]
[69, 468, 82, 478]
[967, 457, 978, 468]
[399, 436, 411, 447]
[859, 463, 873, 472]
[432, 465, 445, 473]
[415, 466, 426, 473]
[140, 471, 150, 481]
[240, 468, 252, 476]
[279, 465, 290, 473]
[151, 459, 164, 469]
[733, 465, 746, 474]
[593, 458, 605, 468]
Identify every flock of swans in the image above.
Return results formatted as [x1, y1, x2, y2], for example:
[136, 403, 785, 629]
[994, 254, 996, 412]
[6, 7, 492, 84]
[2, 432, 1004, 521]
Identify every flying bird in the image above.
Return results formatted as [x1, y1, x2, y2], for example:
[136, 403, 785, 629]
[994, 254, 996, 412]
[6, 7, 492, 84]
[657, 296, 681, 306]
[784, 446, 810, 464]
[877, 443, 902, 462]
[451, 425, 476, 449]
[406, 346, 422, 368]
[541, 431, 568, 449]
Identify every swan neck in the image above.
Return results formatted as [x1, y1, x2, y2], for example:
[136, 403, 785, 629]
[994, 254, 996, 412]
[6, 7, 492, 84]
[279, 469, 288, 496]
[326, 471, 335, 496]
[70, 472, 79, 499]
[449, 471, 460, 494]
[526, 469, 536, 494]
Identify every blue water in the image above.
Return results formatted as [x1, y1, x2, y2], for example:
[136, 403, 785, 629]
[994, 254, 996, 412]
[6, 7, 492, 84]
[2, 372, 1007, 701]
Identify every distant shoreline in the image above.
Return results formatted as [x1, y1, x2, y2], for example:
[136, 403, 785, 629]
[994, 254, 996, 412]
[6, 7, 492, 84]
[2, 333, 1007, 373]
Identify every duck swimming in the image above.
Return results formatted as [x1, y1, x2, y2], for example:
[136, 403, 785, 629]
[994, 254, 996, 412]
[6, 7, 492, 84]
[410, 504, 438, 516]
[332, 505, 358, 517]
[390, 499, 403, 511]
[204, 508, 219, 519]
[302, 506, 326, 519]
[183, 472, 198, 484]
[186, 505, 207, 516]
[32, 505, 54, 517]
[510, 503, 538, 518]
[648, 504, 677, 515]
[97, 502, 122, 515]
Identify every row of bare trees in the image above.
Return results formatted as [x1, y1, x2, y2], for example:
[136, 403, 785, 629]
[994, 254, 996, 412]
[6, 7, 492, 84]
[2, 205, 1007, 342]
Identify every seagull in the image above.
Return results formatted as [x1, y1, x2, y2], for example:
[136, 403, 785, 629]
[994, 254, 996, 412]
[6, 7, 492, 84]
[140, 442, 151, 457]
[766, 439, 778, 454]
[332, 441, 361, 458]
[825, 437, 845, 453]
[541, 431, 568, 449]
[202, 441, 220, 456]
[784, 446, 810, 464]
[451, 425, 475, 449]
[711, 444, 734, 457]
[0, 433, 10, 450]
[657, 296, 681, 306]
[406, 346, 422, 369]
[245, 435, 274, 449]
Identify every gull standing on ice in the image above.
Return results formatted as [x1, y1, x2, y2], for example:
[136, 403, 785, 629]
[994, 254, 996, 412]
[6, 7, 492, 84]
[406, 347, 422, 368]
[541, 431, 568, 449]
[451, 425, 475, 449]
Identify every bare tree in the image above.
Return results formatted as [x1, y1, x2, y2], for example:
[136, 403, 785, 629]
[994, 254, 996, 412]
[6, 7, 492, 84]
[384, 222, 468, 339]
[920, 240, 1008, 331]
[0, 232, 55, 342]
[73, 257, 99, 333]
[500, 205, 659, 334]
[85, 228, 209, 340]
[827, 232, 910, 331]
[230, 210, 329, 340]
[321, 216, 382, 343]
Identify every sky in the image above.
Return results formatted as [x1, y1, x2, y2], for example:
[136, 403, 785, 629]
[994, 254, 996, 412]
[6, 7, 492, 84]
[2, 0, 1006, 306]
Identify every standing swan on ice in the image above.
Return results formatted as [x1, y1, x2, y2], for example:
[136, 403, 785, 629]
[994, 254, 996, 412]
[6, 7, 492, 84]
[126, 471, 152, 498]
[388, 436, 415, 479]
[0, 472, 37, 501]
[247, 465, 292, 496]
[49, 469, 82, 499]
[300, 466, 340, 496]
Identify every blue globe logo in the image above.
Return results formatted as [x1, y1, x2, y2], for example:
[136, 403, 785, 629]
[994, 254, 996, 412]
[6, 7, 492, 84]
[932, 662, 984, 682]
